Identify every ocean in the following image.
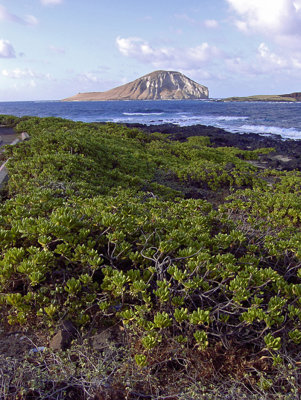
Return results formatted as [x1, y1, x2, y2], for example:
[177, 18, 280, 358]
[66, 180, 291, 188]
[0, 99, 301, 140]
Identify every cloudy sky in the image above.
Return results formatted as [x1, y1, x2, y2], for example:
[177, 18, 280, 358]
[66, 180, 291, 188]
[1, 0, 301, 100]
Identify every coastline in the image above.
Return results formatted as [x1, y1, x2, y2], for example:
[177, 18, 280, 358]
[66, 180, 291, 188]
[1, 121, 301, 171]
[124, 122, 301, 171]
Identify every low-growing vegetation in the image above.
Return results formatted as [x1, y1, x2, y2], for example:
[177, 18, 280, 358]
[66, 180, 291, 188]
[0, 115, 300, 399]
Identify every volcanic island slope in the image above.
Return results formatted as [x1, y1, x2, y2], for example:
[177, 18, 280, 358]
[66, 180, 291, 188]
[62, 70, 209, 101]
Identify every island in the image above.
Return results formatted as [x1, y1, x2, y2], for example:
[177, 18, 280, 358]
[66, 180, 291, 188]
[62, 70, 209, 101]
[224, 92, 301, 102]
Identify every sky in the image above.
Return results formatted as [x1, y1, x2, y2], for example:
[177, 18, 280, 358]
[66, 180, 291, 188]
[1, 0, 301, 100]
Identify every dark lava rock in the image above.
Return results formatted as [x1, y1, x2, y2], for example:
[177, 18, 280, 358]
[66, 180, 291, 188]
[125, 123, 301, 171]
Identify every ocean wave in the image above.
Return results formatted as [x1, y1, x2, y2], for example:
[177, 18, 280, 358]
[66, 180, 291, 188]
[175, 114, 248, 122]
[215, 116, 248, 121]
[123, 112, 164, 116]
[112, 116, 301, 140]
[239, 124, 301, 139]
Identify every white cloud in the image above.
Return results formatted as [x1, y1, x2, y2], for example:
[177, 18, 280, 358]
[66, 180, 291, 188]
[2, 68, 34, 79]
[225, 41, 301, 78]
[0, 39, 15, 58]
[226, 0, 301, 38]
[40, 0, 63, 5]
[204, 19, 219, 28]
[225, 0, 301, 80]
[29, 80, 37, 88]
[257, 43, 288, 68]
[225, 57, 257, 76]
[175, 14, 219, 29]
[24, 15, 38, 25]
[69, 72, 118, 93]
[49, 45, 66, 54]
[0, 5, 38, 25]
[257, 42, 301, 73]
[2, 68, 52, 80]
[77, 72, 102, 83]
[116, 36, 221, 70]
[174, 14, 197, 25]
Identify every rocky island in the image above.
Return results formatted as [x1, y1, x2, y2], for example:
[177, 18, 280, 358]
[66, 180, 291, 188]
[62, 70, 209, 101]
[224, 92, 301, 102]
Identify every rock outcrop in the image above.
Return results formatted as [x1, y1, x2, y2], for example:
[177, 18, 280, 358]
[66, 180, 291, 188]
[49, 320, 77, 351]
[280, 92, 301, 101]
[63, 70, 209, 101]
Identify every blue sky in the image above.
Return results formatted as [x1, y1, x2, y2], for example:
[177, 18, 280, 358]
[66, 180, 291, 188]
[1, 0, 301, 100]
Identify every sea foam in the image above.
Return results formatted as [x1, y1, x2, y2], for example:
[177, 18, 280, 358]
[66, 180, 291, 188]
[239, 124, 301, 139]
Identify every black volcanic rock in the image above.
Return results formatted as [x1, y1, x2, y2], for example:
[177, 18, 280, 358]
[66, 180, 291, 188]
[124, 123, 301, 171]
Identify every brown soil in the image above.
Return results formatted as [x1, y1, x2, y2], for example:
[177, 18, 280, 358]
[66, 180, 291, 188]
[0, 326, 47, 360]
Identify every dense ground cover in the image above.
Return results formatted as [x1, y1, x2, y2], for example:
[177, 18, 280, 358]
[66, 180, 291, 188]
[0, 115, 300, 399]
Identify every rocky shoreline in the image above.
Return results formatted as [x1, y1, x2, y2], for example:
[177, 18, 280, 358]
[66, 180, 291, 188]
[1, 122, 301, 171]
[125, 122, 301, 171]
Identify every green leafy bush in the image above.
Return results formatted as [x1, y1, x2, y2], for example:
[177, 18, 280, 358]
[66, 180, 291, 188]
[0, 116, 300, 397]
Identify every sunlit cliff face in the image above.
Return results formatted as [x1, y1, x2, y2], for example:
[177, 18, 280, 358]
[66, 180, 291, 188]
[63, 70, 209, 101]
[128, 70, 209, 100]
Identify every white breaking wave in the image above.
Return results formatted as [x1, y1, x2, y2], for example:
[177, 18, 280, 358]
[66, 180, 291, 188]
[113, 116, 301, 140]
[239, 125, 301, 139]
[215, 116, 249, 121]
[123, 112, 164, 116]
[176, 113, 248, 122]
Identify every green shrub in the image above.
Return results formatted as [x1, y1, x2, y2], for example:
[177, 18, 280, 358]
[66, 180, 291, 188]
[0, 116, 300, 397]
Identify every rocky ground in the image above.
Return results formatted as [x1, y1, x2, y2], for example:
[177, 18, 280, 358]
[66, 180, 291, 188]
[126, 123, 301, 171]
[2, 122, 301, 171]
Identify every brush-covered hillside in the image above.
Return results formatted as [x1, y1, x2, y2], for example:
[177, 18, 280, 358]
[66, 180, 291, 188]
[0, 116, 300, 399]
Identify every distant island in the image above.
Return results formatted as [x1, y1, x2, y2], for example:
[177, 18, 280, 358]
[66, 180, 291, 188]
[224, 92, 301, 102]
[62, 70, 301, 103]
[62, 70, 209, 101]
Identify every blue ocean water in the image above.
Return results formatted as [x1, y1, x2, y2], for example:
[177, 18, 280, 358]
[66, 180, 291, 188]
[0, 99, 301, 140]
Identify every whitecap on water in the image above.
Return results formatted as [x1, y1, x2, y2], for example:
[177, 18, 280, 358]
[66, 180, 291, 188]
[239, 125, 301, 140]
